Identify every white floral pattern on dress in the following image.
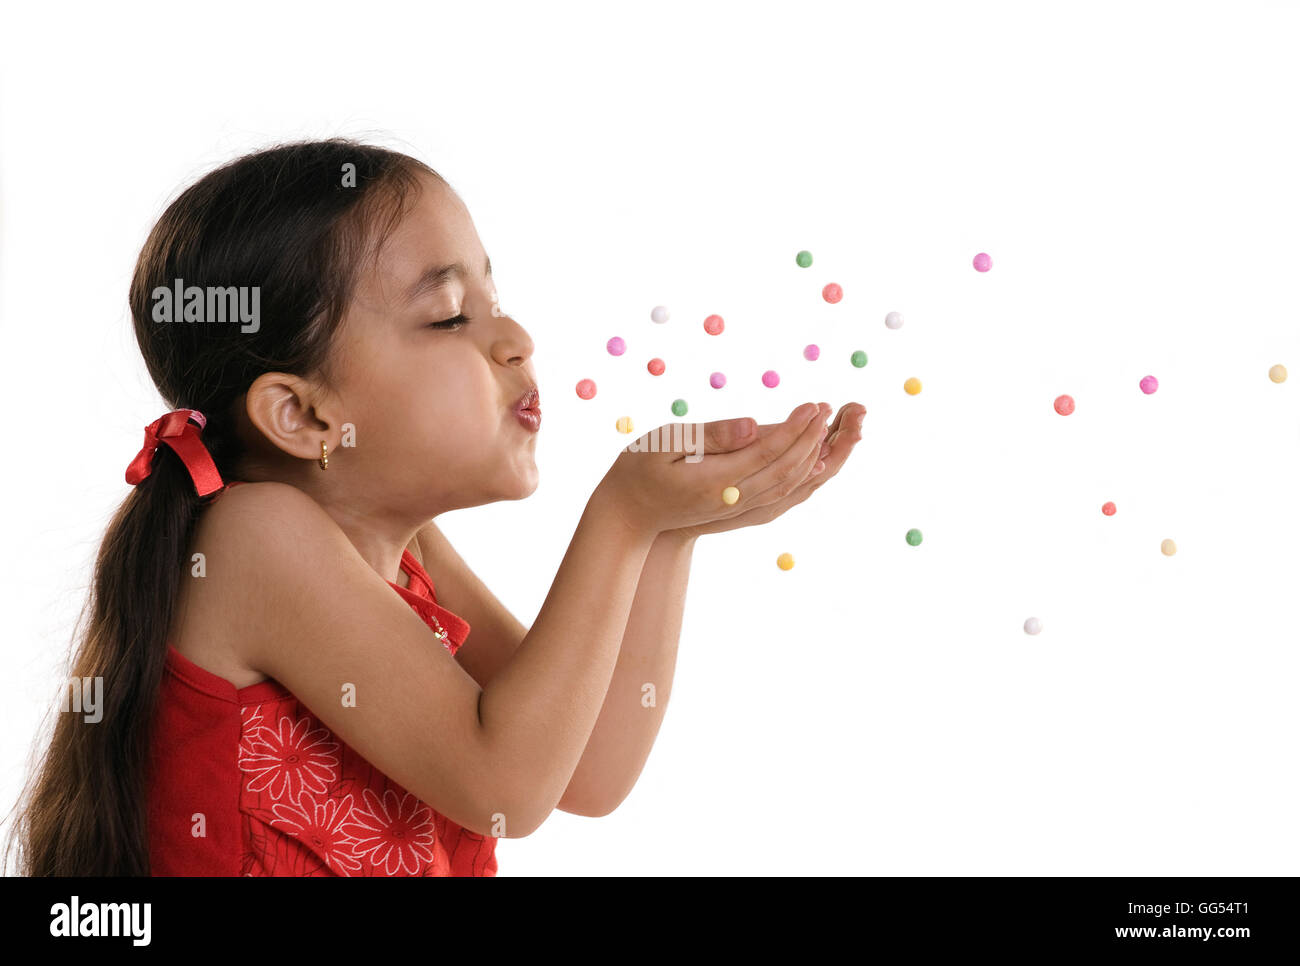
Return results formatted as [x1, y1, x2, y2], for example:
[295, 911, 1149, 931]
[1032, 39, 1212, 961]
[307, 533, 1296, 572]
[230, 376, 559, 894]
[238, 714, 340, 803]
[270, 791, 364, 876]
[238, 705, 265, 760]
[341, 786, 439, 876]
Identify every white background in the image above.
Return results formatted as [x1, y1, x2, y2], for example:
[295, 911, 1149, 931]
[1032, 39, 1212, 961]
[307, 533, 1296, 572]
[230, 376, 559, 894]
[2, 0, 1297, 875]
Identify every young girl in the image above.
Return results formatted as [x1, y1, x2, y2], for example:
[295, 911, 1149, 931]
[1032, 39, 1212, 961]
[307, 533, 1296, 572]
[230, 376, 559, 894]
[3, 138, 865, 876]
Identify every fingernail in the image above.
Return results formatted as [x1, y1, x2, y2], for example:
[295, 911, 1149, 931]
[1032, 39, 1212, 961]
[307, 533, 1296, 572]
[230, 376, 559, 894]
[811, 460, 825, 475]
[819, 441, 830, 459]
[738, 419, 754, 438]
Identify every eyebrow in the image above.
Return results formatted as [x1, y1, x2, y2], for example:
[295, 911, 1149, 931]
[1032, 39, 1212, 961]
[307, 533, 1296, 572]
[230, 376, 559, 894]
[401, 254, 493, 306]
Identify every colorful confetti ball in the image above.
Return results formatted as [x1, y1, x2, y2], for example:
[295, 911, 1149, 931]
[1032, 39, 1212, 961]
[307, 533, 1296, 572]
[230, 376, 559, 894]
[607, 336, 626, 356]
[671, 398, 688, 417]
[905, 528, 923, 547]
[1161, 539, 1177, 556]
[722, 486, 740, 505]
[762, 370, 781, 388]
[650, 305, 670, 324]
[710, 371, 727, 389]
[973, 252, 992, 272]
[1023, 617, 1043, 636]
[885, 311, 904, 329]
[904, 377, 922, 395]
[1102, 501, 1117, 516]
[851, 350, 868, 368]
[777, 552, 795, 571]
[804, 344, 820, 361]
[1054, 394, 1075, 415]
[1269, 364, 1288, 383]
[647, 358, 665, 376]
[1139, 375, 1159, 394]
[796, 251, 813, 268]
[616, 416, 635, 434]
[576, 379, 597, 400]
[822, 283, 843, 304]
[703, 314, 725, 335]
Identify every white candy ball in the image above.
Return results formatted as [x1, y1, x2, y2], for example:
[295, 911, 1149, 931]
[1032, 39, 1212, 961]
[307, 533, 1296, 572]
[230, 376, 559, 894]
[885, 311, 903, 329]
[650, 305, 670, 324]
[1023, 617, 1043, 636]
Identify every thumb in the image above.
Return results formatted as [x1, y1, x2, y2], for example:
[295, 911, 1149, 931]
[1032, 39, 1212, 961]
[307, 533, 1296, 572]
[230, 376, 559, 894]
[699, 416, 757, 455]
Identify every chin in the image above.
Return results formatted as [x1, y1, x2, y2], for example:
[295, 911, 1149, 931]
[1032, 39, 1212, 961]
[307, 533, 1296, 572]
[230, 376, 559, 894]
[516, 471, 540, 499]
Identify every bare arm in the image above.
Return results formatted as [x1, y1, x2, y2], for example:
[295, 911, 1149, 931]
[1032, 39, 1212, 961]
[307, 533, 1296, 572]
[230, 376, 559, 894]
[473, 485, 659, 836]
[558, 528, 698, 816]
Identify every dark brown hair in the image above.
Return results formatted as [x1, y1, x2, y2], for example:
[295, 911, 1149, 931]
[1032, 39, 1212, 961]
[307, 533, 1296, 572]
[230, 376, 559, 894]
[2, 137, 443, 875]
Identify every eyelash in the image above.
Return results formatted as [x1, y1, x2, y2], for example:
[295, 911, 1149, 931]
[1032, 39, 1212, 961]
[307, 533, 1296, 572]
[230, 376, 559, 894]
[429, 313, 471, 330]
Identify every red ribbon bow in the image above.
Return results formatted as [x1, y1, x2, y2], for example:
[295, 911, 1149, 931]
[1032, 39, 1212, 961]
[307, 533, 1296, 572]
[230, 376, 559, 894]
[124, 408, 225, 497]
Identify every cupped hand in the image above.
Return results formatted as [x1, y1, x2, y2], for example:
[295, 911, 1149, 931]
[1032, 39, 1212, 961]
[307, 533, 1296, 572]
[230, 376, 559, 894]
[596, 402, 834, 537]
[668, 400, 865, 539]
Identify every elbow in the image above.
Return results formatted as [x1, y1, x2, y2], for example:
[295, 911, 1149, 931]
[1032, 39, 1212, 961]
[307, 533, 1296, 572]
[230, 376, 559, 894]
[481, 787, 619, 836]
[557, 784, 629, 819]
[473, 786, 554, 839]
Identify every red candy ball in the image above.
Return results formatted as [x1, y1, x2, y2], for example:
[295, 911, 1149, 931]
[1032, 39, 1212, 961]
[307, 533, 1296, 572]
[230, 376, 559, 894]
[1054, 394, 1075, 416]
[1102, 502, 1116, 516]
[647, 358, 665, 376]
[703, 315, 724, 335]
[822, 283, 842, 304]
[576, 379, 597, 400]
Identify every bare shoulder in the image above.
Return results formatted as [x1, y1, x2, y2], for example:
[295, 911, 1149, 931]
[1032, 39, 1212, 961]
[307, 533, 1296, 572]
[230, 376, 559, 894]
[173, 482, 343, 687]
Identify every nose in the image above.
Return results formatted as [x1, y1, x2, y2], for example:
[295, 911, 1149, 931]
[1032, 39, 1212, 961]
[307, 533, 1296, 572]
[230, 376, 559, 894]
[491, 312, 534, 367]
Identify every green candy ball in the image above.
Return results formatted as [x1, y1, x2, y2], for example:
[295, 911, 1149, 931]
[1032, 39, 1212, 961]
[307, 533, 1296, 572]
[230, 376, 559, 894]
[796, 250, 813, 268]
[671, 398, 688, 417]
[905, 529, 923, 547]
[851, 350, 868, 368]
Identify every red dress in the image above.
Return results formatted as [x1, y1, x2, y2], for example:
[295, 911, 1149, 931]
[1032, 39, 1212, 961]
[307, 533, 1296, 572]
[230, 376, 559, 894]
[147, 481, 499, 876]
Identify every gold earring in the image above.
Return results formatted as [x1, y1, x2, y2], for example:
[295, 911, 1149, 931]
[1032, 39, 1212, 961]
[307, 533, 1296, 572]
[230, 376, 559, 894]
[319, 441, 329, 470]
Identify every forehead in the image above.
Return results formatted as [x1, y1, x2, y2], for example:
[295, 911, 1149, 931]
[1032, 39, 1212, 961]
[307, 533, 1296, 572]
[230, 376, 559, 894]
[357, 174, 483, 308]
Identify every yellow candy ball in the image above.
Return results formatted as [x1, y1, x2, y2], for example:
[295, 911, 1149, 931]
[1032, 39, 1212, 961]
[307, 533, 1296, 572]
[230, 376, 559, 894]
[1269, 364, 1287, 384]
[616, 416, 635, 434]
[904, 377, 922, 395]
[1160, 539, 1177, 556]
[776, 552, 795, 571]
[721, 486, 740, 505]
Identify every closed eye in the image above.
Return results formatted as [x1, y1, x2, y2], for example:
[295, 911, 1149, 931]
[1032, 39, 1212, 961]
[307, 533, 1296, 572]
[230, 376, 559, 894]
[429, 314, 471, 330]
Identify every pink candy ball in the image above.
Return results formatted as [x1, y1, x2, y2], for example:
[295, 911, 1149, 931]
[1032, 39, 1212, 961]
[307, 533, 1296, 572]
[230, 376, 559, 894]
[1139, 375, 1159, 394]
[576, 379, 597, 400]
[703, 314, 724, 335]
[648, 358, 665, 376]
[709, 371, 726, 389]
[822, 283, 842, 304]
[973, 252, 992, 272]
[803, 344, 820, 361]
[1054, 394, 1075, 416]
[762, 370, 781, 388]
[606, 336, 626, 356]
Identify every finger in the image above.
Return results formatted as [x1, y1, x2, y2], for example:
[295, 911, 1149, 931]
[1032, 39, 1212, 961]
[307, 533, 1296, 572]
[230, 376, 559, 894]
[712, 401, 822, 479]
[816, 403, 865, 462]
[750, 401, 841, 443]
[697, 415, 760, 455]
[730, 403, 828, 505]
[824, 402, 852, 441]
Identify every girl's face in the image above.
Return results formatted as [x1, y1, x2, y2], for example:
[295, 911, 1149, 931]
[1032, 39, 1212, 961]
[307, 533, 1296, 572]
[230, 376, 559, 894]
[329, 173, 539, 517]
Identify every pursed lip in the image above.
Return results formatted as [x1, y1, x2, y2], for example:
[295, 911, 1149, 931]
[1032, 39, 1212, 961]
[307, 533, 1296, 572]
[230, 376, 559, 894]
[512, 385, 540, 413]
